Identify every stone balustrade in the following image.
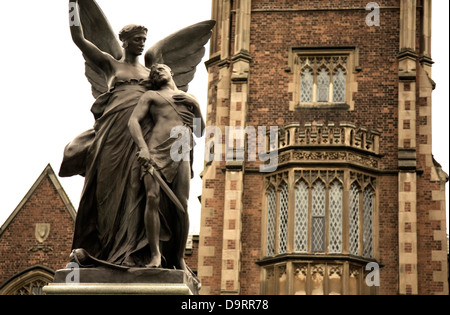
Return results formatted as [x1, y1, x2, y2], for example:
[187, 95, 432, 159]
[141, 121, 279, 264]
[269, 122, 381, 155]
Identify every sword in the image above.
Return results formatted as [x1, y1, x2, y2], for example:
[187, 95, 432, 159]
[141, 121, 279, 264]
[144, 162, 187, 215]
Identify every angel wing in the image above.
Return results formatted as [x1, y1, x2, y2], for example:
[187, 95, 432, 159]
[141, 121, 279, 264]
[145, 20, 216, 92]
[77, 0, 123, 98]
[77, 0, 215, 96]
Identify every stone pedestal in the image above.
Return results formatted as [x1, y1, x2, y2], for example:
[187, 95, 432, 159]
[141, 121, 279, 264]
[43, 267, 199, 295]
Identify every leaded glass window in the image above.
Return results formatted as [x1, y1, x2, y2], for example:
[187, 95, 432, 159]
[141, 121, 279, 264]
[333, 67, 346, 103]
[349, 183, 360, 256]
[363, 186, 374, 258]
[328, 180, 343, 253]
[264, 171, 375, 260]
[266, 186, 276, 256]
[263, 170, 377, 295]
[300, 68, 313, 103]
[15, 280, 47, 295]
[294, 181, 309, 252]
[296, 54, 348, 106]
[278, 182, 289, 254]
[312, 181, 326, 252]
[317, 68, 330, 102]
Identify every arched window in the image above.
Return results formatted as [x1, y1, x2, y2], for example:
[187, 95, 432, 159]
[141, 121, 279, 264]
[349, 182, 361, 256]
[363, 186, 375, 258]
[294, 51, 354, 108]
[262, 170, 377, 295]
[317, 68, 330, 102]
[300, 67, 313, 103]
[278, 182, 289, 254]
[333, 67, 346, 103]
[266, 186, 276, 256]
[294, 180, 309, 252]
[312, 180, 326, 252]
[328, 180, 343, 253]
[0, 265, 54, 295]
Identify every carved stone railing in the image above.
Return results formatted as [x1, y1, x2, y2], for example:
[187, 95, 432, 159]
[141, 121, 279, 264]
[271, 122, 381, 155]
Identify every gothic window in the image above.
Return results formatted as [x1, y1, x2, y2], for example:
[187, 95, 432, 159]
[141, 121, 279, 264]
[264, 170, 375, 257]
[312, 180, 326, 252]
[289, 48, 359, 110]
[16, 280, 47, 295]
[266, 186, 276, 256]
[363, 186, 375, 258]
[317, 68, 330, 102]
[294, 181, 308, 252]
[300, 67, 313, 103]
[333, 67, 346, 103]
[262, 170, 376, 294]
[0, 266, 54, 295]
[349, 182, 361, 256]
[297, 56, 346, 105]
[328, 180, 343, 253]
[278, 182, 289, 254]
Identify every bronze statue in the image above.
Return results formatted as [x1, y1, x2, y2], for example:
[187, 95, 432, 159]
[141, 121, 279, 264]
[60, 0, 214, 272]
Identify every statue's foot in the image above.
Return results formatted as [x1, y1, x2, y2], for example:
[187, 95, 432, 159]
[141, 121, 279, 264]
[145, 255, 162, 268]
[69, 248, 92, 267]
[122, 256, 135, 267]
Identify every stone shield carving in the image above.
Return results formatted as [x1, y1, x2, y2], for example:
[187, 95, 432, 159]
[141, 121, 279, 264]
[35, 223, 50, 243]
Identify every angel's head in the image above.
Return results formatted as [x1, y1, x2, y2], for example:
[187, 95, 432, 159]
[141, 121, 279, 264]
[119, 24, 148, 55]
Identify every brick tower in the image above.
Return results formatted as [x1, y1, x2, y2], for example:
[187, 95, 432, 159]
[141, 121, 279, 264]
[197, 0, 448, 295]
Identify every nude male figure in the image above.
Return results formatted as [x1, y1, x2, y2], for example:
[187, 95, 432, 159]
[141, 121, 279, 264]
[128, 64, 205, 269]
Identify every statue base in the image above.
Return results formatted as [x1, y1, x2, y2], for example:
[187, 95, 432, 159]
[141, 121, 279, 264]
[43, 267, 199, 295]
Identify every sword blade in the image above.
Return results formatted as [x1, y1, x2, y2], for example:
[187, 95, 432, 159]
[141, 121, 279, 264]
[146, 166, 186, 214]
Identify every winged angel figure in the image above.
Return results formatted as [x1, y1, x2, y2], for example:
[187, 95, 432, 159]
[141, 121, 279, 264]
[60, 0, 214, 272]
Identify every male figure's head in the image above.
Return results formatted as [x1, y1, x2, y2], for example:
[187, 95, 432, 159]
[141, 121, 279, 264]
[119, 24, 148, 55]
[149, 64, 174, 90]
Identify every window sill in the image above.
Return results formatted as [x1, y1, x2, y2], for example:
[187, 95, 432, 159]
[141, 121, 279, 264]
[256, 253, 378, 267]
[295, 103, 350, 110]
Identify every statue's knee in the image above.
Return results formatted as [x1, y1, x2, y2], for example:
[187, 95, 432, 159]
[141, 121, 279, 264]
[146, 191, 160, 206]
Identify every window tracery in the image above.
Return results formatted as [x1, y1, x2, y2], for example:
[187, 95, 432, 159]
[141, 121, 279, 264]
[262, 169, 377, 294]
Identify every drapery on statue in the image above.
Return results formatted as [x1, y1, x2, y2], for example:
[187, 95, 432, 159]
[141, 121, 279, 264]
[60, 0, 214, 272]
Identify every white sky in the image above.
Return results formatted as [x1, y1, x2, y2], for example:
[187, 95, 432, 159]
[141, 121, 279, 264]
[0, 1, 448, 236]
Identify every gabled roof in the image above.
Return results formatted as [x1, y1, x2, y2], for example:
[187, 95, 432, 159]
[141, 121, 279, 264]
[0, 164, 76, 238]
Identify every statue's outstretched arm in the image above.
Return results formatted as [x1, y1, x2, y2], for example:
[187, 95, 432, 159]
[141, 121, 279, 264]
[69, 1, 114, 75]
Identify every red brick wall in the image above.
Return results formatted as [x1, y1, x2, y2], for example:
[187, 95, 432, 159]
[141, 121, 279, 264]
[185, 235, 199, 272]
[246, 1, 401, 295]
[0, 175, 74, 285]
[240, 173, 264, 294]
[377, 175, 399, 294]
[202, 0, 447, 295]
